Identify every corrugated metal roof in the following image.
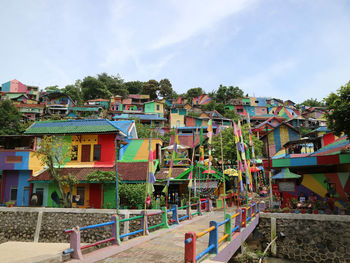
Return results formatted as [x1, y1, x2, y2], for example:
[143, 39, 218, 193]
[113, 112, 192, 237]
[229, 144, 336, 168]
[24, 119, 120, 134]
[113, 114, 166, 121]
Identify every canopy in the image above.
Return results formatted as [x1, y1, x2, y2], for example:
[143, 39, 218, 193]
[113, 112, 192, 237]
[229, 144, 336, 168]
[271, 168, 301, 180]
[203, 169, 216, 174]
[223, 168, 238, 176]
[162, 144, 190, 150]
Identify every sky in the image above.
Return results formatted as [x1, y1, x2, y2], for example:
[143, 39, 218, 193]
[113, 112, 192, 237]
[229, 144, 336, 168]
[1, 0, 350, 103]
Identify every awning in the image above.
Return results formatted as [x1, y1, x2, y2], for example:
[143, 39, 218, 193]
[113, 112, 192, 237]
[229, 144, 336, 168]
[271, 168, 301, 180]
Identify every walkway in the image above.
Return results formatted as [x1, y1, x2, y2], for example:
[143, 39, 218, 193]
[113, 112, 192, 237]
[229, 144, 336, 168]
[69, 208, 233, 263]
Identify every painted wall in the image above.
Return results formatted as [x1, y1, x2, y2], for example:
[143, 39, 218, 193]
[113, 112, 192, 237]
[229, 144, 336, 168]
[297, 172, 350, 208]
[266, 125, 300, 156]
[170, 109, 186, 128]
[17, 170, 31, 206]
[34, 182, 49, 207]
[4, 170, 18, 203]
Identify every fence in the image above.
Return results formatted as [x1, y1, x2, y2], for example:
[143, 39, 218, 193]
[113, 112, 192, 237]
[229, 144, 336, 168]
[184, 201, 265, 263]
[64, 199, 213, 260]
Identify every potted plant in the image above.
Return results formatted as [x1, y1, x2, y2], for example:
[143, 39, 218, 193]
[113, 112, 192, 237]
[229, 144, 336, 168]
[290, 198, 298, 209]
[282, 206, 290, 213]
[6, 201, 15, 207]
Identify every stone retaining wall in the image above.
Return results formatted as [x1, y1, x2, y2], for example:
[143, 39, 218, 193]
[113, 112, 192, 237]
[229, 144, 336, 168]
[0, 207, 186, 244]
[256, 213, 350, 263]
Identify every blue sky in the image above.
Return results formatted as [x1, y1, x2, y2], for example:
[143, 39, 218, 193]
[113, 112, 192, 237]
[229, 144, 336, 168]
[1, 0, 349, 102]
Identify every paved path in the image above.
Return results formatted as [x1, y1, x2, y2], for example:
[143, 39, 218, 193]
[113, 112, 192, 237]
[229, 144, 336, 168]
[0, 241, 69, 263]
[75, 208, 238, 263]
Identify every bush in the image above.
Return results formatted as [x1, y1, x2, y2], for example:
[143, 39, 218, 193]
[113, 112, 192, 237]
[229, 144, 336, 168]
[119, 183, 146, 209]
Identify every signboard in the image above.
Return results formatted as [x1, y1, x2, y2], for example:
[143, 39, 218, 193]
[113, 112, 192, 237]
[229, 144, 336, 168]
[278, 181, 295, 192]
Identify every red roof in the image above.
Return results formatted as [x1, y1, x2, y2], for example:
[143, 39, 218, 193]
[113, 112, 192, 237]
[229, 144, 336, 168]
[29, 167, 115, 181]
[88, 99, 109, 102]
[117, 162, 148, 181]
[157, 168, 188, 179]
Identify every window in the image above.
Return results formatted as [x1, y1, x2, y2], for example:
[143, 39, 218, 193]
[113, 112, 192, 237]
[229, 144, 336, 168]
[10, 187, 18, 201]
[71, 145, 78, 161]
[156, 104, 160, 111]
[237, 109, 243, 113]
[93, 144, 101, 161]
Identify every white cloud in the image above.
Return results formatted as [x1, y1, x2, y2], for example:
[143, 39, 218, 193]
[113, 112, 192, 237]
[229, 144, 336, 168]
[150, 0, 255, 50]
[100, 0, 257, 77]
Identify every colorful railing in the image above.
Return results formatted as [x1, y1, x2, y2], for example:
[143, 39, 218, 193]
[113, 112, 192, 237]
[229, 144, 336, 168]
[184, 201, 265, 263]
[64, 199, 213, 260]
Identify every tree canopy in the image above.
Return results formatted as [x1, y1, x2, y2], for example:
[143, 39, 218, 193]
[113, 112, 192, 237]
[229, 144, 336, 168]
[81, 76, 112, 101]
[62, 80, 83, 105]
[0, 100, 24, 135]
[324, 81, 350, 138]
[215, 85, 244, 104]
[300, 98, 325, 107]
[123, 81, 144, 94]
[186, 87, 203, 101]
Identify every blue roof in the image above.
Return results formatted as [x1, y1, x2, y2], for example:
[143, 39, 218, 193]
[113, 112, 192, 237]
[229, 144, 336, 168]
[110, 120, 134, 136]
[311, 126, 330, 133]
[113, 114, 166, 121]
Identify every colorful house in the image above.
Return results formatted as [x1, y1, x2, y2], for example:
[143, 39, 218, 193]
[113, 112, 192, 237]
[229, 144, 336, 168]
[21, 119, 137, 208]
[41, 91, 75, 116]
[264, 136, 350, 210]
[144, 101, 165, 117]
[87, 99, 110, 109]
[14, 104, 45, 121]
[261, 123, 300, 157]
[113, 113, 167, 127]
[170, 108, 187, 128]
[0, 135, 45, 206]
[1, 79, 39, 101]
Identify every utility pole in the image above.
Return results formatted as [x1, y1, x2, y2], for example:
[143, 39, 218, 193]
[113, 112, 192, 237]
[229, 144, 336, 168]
[265, 126, 273, 208]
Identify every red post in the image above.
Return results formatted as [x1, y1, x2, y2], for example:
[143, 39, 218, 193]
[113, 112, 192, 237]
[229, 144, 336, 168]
[241, 208, 247, 228]
[184, 232, 197, 263]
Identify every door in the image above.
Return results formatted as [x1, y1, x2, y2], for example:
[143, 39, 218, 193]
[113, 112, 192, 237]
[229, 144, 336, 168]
[23, 187, 30, 206]
[89, 184, 101, 208]
[81, 145, 91, 162]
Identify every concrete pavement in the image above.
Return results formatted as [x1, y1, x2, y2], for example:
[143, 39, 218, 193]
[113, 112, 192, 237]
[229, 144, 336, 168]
[0, 241, 70, 263]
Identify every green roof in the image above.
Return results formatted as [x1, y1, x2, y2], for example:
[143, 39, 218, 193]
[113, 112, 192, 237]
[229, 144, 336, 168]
[24, 119, 120, 135]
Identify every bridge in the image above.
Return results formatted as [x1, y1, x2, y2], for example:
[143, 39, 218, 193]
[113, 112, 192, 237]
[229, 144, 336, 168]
[65, 200, 265, 263]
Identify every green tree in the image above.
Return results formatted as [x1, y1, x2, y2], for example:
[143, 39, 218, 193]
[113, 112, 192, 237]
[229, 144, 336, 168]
[45, 85, 60, 92]
[216, 85, 244, 104]
[201, 100, 216, 111]
[300, 98, 325, 107]
[324, 82, 350, 138]
[34, 136, 78, 208]
[123, 81, 144, 94]
[62, 80, 83, 105]
[212, 125, 262, 161]
[142, 80, 159, 100]
[81, 76, 112, 101]
[97, 72, 124, 95]
[223, 110, 240, 121]
[0, 100, 24, 135]
[186, 87, 203, 101]
[159, 78, 175, 100]
[119, 183, 146, 208]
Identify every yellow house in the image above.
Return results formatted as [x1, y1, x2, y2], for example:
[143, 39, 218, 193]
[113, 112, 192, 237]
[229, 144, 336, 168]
[170, 108, 187, 128]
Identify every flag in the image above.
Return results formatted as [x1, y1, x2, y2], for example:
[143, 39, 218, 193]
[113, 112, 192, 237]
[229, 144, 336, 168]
[207, 119, 213, 144]
[188, 170, 193, 189]
[146, 138, 156, 196]
[200, 126, 203, 145]
[145, 195, 151, 207]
